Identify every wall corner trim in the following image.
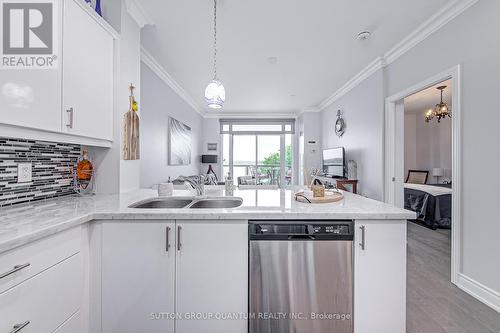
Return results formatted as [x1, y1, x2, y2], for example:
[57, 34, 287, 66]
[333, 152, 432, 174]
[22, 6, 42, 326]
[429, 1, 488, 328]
[318, 57, 385, 111]
[457, 273, 500, 313]
[140, 46, 204, 116]
[296, 107, 321, 116]
[317, 0, 478, 111]
[124, 0, 154, 28]
[384, 0, 479, 65]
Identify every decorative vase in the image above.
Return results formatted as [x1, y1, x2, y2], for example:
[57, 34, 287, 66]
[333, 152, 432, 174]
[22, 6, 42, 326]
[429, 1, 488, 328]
[347, 160, 357, 180]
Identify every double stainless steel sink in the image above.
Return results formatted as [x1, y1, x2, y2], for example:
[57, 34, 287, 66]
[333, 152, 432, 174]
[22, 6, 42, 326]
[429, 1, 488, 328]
[129, 196, 243, 209]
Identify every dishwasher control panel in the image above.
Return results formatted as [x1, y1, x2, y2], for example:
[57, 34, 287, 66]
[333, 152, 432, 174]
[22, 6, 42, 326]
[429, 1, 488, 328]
[249, 220, 354, 240]
[311, 224, 350, 235]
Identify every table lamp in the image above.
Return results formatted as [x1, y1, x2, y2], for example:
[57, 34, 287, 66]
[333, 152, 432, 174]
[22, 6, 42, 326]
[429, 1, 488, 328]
[202, 155, 218, 181]
[432, 168, 444, 184]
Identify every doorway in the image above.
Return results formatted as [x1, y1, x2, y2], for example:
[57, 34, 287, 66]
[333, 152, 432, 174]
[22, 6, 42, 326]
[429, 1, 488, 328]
[384, 65, 461, 284]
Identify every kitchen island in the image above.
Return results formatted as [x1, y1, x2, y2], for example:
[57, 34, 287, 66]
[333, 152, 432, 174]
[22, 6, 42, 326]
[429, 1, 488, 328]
[0, 187, 414, 333]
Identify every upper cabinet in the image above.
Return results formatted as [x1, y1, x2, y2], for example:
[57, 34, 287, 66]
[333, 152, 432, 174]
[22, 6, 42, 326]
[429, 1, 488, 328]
[0, 2, 63, 133]
[0, 0, 117, 146]
[62, 0, 114, 141]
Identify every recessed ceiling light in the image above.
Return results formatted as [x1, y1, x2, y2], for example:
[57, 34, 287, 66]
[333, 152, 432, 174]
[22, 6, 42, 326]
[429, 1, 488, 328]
[357, 31, 371, 41]
[267, 56, 278, 64]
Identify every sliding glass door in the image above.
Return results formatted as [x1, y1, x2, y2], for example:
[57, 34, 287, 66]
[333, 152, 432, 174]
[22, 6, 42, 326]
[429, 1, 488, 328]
[221, 120, 294, 187]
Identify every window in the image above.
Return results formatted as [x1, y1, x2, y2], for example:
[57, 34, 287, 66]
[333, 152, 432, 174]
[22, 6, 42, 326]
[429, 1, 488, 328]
[221, 119, 295, 187]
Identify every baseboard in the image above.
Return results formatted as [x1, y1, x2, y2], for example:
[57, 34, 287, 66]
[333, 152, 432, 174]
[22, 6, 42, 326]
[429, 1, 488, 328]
[457, 273, 500, 313]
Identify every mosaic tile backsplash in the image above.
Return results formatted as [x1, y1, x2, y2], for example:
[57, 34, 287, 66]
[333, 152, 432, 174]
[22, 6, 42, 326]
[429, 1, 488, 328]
[0, 138, 80, 207]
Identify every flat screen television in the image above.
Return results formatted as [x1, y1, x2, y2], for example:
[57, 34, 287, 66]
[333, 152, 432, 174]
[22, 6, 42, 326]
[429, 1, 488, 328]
[322, 147, 345, 178]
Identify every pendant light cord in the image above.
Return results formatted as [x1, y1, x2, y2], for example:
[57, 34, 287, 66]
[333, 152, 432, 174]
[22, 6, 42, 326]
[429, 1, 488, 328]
[213, 0, 218, 80]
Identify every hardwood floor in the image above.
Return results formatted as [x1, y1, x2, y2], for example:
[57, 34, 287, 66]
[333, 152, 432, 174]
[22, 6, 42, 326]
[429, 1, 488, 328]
[407, 221, 500, 333]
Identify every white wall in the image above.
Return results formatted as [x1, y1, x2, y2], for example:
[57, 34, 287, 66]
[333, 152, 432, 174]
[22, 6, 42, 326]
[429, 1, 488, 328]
[88, 4, 141, 194]
[404, 114, 417, 178]
[296, 112, 322, 184]
[321, 69, 385, 200]
[385, 0, 500, 296]
[404, 111, 452, 183]
[322, 0, 499, 301]
[139, 64, 203, 188]
[118, 8, 142, 193]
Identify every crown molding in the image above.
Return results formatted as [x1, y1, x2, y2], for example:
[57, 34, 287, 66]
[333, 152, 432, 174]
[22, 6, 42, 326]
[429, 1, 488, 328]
[140, 46, 204, 116]
[124, 0, 154, 28]
[138, 0, 478, 118]
[318, 57, 385, 111]
[204, 111, 297, 119]
[384, 0, 479, 65]
[317, 0, 478, 112]
[296, 107, 321, 116]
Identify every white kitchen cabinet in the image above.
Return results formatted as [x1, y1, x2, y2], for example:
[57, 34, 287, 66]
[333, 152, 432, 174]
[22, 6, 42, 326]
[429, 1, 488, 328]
[0, 253, 83, 333]
[101, 221, 176, 333]
[0, 4, 63, 133]
[0, 0, 115, 145]
[175, 222, 248, 333]
[100, 220, 248, 333]
[53, 311, 82, 333]
[62, 0, 114, 140]
[354, 220, 406, 333]
[0, 226, 81, 294]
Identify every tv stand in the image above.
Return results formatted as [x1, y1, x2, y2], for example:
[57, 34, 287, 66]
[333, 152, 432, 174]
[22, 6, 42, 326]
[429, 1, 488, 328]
[314, 175, 359, 194]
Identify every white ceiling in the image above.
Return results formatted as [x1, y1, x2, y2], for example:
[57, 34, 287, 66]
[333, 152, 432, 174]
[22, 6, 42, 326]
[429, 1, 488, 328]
[404, 79, 452, 115]
[140, 0, 452, 114]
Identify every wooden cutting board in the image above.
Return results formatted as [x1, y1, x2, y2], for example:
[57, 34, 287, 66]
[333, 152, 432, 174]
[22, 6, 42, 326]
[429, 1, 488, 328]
[295, 190, 344, 203]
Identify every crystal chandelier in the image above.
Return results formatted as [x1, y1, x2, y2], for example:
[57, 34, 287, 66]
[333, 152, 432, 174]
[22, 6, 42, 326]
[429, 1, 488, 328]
[205, 0, 225, 109]
[425, 85, 451, 123]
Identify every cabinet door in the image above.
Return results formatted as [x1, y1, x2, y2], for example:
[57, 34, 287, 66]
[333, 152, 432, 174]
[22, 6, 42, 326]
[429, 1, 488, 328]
[102, 222, 175, 333]
[0, 253, 83, 333]
[0, 4, 62, 132]
[62, 0, 114, 140]
[53, 311, 81, 333]
[354, 220, 406, 333]
[175, 221, 248, 333]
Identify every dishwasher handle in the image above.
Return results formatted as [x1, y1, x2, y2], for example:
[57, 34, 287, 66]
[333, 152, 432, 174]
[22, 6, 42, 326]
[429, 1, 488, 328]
[287, 235, 316, 240]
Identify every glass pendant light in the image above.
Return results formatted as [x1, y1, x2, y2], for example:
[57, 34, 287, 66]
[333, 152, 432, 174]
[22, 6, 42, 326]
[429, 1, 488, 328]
[205, 0, 225, 109]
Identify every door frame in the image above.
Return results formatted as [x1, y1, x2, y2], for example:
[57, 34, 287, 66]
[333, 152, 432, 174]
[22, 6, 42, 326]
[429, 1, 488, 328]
[384, 65, 462, 284]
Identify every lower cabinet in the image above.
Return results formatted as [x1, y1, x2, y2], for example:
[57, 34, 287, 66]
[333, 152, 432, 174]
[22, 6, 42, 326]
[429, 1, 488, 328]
[101, 220, 248, 333]
[53, 311, 82, 333]
[0, 253, 83, 333]
[354, 220, 407, 333]
[175, 222, 248, 333]
[0, 227, 84, 333]
[102, 221, 176, 333]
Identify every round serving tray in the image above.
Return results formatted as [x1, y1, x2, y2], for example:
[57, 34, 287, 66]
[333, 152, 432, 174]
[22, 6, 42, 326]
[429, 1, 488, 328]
[294, 190, 344, 203]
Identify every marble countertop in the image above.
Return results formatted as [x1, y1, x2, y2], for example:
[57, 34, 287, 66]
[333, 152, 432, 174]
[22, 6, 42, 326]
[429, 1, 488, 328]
[0, 187, 415, 254]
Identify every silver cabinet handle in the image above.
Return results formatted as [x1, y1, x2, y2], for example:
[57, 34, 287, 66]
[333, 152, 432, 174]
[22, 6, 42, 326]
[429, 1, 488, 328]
[166, 226, 171, 252]
[359, 226, 366, 250]
[66, 107, 74, 128]
[177, 226, 182, 251]
[9, 321, 30, 333]
[0, 263, 30, 280]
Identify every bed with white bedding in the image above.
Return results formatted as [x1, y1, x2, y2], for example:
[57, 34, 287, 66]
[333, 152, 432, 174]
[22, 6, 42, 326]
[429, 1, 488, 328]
[404, 183, 452, 229]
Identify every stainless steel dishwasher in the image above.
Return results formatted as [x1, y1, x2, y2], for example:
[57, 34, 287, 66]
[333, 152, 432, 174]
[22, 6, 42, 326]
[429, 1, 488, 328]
[249, 220, 353, 333]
